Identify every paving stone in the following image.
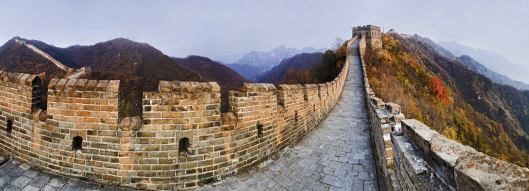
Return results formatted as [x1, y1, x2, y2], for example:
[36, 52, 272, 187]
[22, 170, 38, 178]
[323, 167, 335, 175]
[42, 185, 59, 191]
[312, 181, 330, 191]
[80, 182, 103, 191]
[7, 167, 25, 177]
[275, 175, 292, 187]
[21, 185, 40, 191]
[61, 184, 82, 191]
[271, 184, 288, 191]
[11, 176, 32, 188]
[49, 178, 67, 188]
[363, 180, 376, 191]
[0, 176, 12, 187]
[284, 181, 303, 191]
[28, 174, 51, 189]
[260, 176, 277, 189]
[18, 164, 30, 171]
[3, 184, 23, 191]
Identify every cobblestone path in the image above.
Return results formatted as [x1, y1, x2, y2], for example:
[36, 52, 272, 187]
[0, 40, 377, 191]
[197, 41, 378, 191]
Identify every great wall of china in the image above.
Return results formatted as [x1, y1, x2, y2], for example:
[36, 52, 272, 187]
[0, 37, 349, 190]
[0, 25, 528, 191]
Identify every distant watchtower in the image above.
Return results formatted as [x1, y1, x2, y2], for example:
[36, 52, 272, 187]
[353, 25, 383, 49]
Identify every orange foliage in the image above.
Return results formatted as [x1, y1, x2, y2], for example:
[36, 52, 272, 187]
[429, 76, 450, 106]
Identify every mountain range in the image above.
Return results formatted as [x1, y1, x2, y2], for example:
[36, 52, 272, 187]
[410, 35, 529, 90]
[438, 41, 529, 90]
[0, 37, 247, 114]
[257, 52, 324, 84]
[225, 45, 325, 81]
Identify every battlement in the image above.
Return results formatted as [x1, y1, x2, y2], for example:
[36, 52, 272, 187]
[0, 38, 351, 190]
[353, 24, 381, 32]
[0, 71, 40, 86]
[358, 37, 529, 190]
[48, 78, 120, 93]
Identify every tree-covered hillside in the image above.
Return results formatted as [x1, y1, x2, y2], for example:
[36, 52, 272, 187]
[365, 34, 529, 167]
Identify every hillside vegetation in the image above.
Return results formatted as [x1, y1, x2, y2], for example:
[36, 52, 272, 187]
[365, 34, 529, 167]
[258, 42, 348, 85]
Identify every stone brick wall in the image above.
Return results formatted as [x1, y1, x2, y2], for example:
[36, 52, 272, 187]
[0, 41, 350, 190]
[0, 76, 123, 185]
[39, 79, 121, 181]
[358, 35, 529, 190]
[0, 72, 41, 164]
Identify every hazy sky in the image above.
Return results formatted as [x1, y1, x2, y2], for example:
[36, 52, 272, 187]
[1, 0, 528, 82]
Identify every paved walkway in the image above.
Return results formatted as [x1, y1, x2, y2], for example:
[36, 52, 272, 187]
[197, 41, 378, 191]
[0, 41, 378, 191]
[0, 158, 130, 191]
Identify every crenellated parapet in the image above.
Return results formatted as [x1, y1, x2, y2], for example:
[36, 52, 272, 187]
[358, 34, 529, 190]
[0, 38, 351, 190]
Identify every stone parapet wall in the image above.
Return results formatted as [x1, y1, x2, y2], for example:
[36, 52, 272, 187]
[0, 38, 351, 190]
[0, 71, 41, 164]
[358, 36, 529, 190]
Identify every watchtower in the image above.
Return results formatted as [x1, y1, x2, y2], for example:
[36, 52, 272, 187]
[353, 25, 383, 49]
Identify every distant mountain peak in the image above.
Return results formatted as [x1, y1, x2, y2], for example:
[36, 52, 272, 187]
[438, 40, 529, 90]
[225, 45, 326, 81]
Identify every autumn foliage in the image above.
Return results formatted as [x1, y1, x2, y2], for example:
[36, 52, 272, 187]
[429, 76, 450, 106]
[278, 41, 348, 85]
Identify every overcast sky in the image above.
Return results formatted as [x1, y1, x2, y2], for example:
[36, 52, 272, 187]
[1, 0, 528, 82]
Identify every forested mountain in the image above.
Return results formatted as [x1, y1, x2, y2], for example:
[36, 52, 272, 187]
[439, 41, 529, 90]
[226, 45, 325, 81]
[364, 34, 529, 167]
[0, 37, 67, 77]
[256, 52, 323, 84]
[0, 37, 249, 115]
[258, 43, 347, 85]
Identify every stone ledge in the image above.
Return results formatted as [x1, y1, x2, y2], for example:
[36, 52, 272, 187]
[277, 84, 304, 91]
[48, 78, 120, 93]
[392, 134, 451, 190]
[0, 70, 39, 86]
[158, 81, 220, 93]
[402, 119, 529, 190]
[241, 83, 276, 92]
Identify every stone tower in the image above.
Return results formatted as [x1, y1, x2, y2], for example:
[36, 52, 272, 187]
[353, 25, 383, 49]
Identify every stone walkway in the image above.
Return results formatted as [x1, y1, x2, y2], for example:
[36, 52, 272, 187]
[196, 41, 378, 191]
[0, 157, 130, 191]
[0, 40, 377, 191]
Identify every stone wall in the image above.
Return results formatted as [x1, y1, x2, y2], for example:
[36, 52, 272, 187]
[0, 72, 42, 164]
[358, 36, 529, 190]
[0, 38, 350, 190]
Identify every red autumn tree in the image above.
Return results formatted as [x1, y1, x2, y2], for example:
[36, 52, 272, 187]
[429, 76, 450, 106]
